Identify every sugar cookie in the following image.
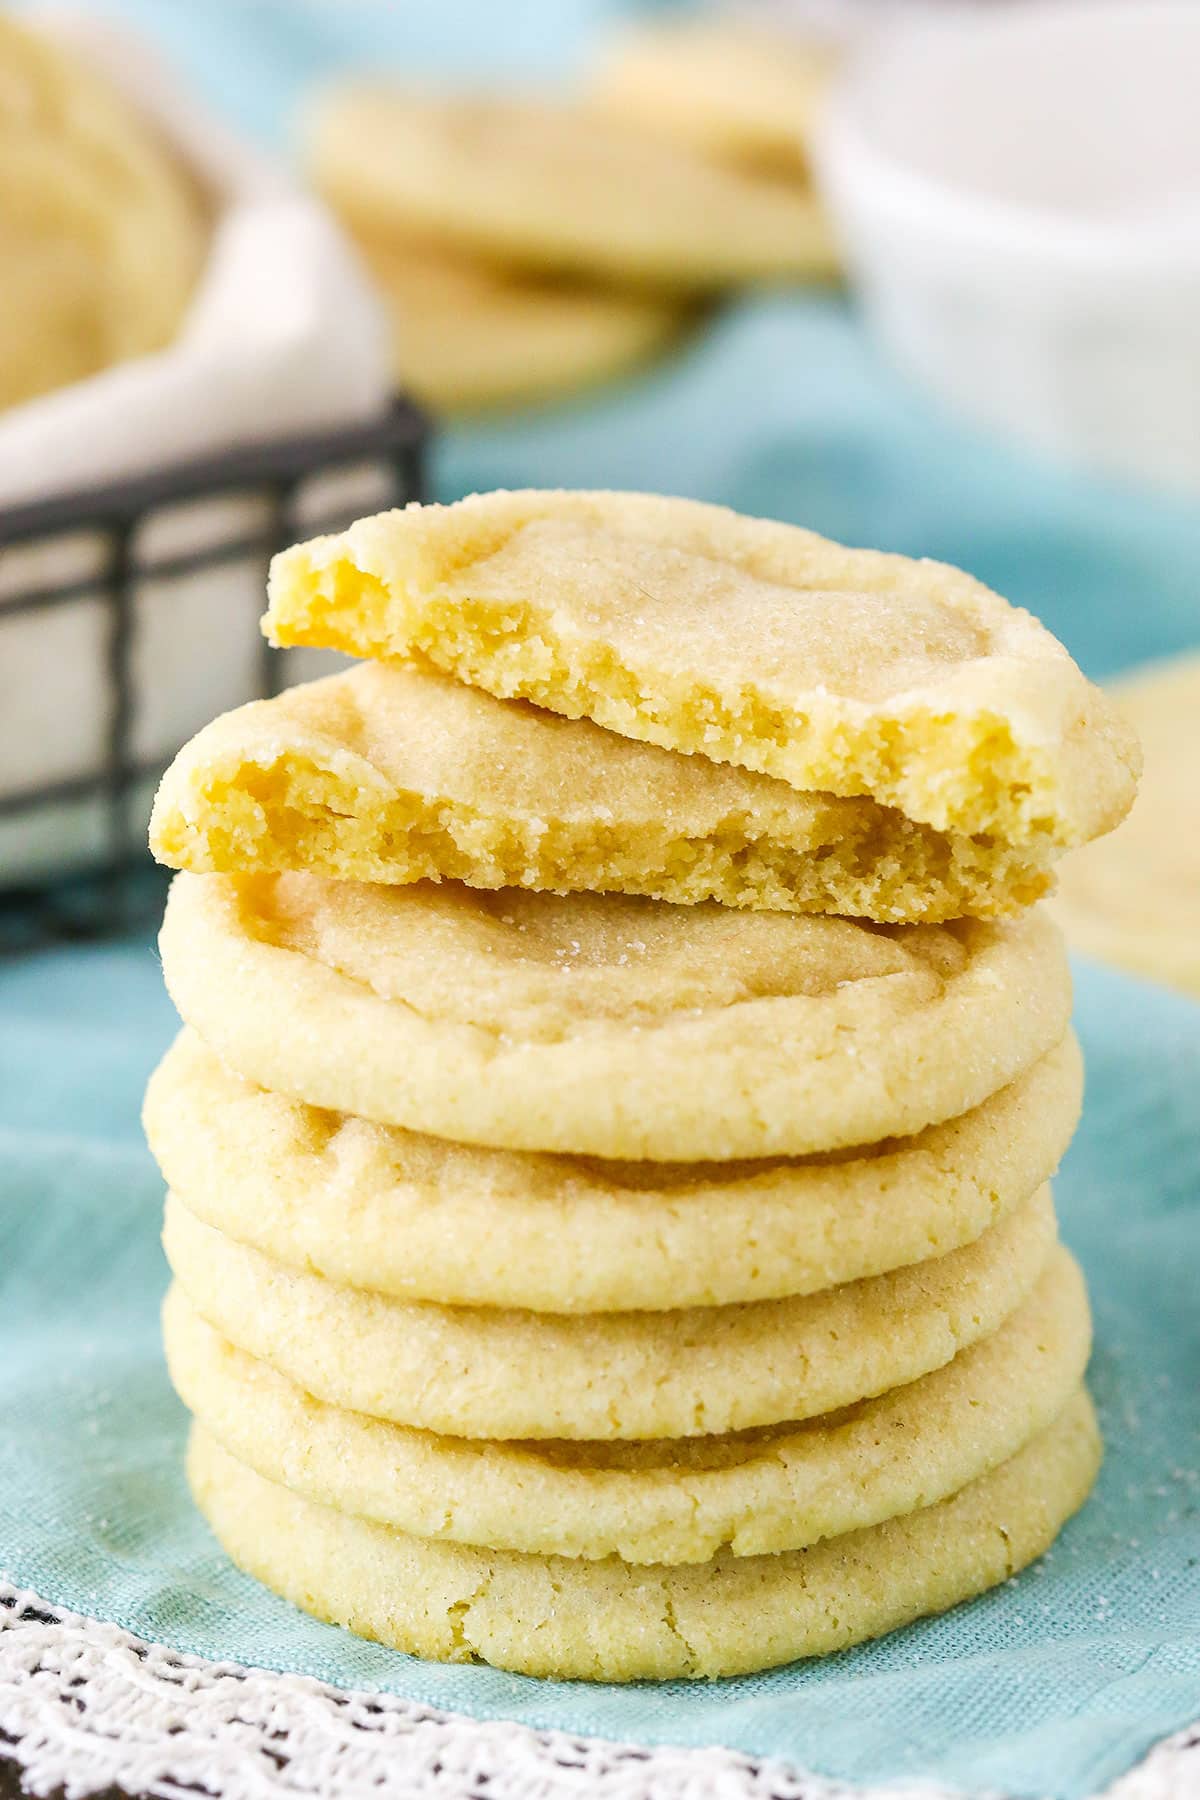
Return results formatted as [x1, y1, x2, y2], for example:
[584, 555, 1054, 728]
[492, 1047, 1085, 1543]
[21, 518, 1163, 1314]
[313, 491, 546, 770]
[150, 663, 1057, 921]
[0, 14, 204, 410]
[1054, 653, 1200, 997]
[159, 873, 1072, 1159]
[146, 1030, 1080, 1312]
[162, 1185, 1056, 1442]
[307, 89, 831, 289]
[187, 1392, 1101, 1680]
[350, 232, 685, 412]
[165, 1250, 1090, 1564]
[592, 20, 833, 180]
[265, 492, 1139, 849]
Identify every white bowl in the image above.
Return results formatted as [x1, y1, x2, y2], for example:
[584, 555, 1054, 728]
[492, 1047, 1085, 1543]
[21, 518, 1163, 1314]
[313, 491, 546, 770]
[815, 0, 1200, 491]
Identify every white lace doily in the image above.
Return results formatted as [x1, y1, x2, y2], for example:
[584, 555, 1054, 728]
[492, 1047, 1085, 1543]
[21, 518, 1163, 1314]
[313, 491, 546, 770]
[0, 1582, 1196, 1800]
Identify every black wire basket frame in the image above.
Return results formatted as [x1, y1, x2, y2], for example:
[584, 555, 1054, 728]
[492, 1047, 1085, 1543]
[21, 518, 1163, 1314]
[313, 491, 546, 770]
[0, 397, 429, 946]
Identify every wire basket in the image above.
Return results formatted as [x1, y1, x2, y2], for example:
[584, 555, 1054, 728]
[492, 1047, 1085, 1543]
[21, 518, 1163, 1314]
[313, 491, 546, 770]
[0, 399, 429, 950]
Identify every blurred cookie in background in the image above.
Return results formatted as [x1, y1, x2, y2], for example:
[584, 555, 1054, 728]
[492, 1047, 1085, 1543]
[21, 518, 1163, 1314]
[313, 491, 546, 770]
[589, 16, 831, 178]
[1054, 653, 1200, 998]
[0, 13, 207, 412]
[590, 16, 838, 275]
[349, 231, 688, 414]
[307, 86, 831, 291]
[305, 33, 839, 413]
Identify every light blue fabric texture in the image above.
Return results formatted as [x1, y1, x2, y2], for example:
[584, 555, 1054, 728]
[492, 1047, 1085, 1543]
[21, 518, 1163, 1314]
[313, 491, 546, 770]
[3, 2, 1200, 1796]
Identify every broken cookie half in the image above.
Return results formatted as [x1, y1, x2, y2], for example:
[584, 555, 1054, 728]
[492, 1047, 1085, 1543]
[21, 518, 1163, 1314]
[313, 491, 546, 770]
[151, 662, 1056, 922]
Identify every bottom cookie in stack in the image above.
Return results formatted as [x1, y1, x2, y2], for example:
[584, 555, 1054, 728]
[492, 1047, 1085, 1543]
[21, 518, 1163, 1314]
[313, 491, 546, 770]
[183, 1382, 1098, 1682]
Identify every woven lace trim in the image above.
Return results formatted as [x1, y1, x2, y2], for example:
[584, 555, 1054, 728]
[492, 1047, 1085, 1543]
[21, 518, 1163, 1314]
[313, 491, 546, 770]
[0, 1582, 1194, 1800]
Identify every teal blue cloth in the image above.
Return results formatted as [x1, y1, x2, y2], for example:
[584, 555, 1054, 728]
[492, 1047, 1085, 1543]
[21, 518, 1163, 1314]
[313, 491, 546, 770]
[4, 2, 1200, 1796]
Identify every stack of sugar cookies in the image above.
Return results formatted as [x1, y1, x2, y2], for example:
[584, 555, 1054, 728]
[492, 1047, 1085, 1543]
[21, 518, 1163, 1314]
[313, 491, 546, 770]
[305, 20, 836, 413]
[145, 490, 1139, 1682]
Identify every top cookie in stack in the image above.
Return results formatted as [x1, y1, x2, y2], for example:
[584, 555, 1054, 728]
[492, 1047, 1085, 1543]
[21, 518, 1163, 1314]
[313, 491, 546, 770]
[158, 491, 1137, 919]
[148, 491, 1137, 1681]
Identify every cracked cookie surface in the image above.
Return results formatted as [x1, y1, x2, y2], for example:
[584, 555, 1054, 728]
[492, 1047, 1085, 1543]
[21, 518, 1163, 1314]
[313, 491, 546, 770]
[187, 1390, 1100, 1679]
